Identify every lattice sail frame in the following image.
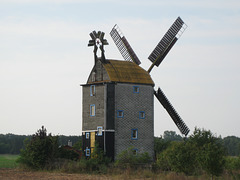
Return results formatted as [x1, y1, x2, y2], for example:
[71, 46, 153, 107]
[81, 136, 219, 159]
[154, 87, 190, 136]
[148, 17, 187, 69]
[110, 25, 141, 65]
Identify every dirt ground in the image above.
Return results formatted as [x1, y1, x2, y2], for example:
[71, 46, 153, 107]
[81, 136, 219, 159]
[0, 168, 111, 180]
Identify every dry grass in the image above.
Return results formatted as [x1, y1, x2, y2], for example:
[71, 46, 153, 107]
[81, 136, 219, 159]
[1, 168, 239, 179]
[0, 168, 198, 180]
[0, 168, 110, 180]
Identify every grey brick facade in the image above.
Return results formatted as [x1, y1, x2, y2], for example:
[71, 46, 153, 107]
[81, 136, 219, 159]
[82, 59, 154, 160]
[82, 84, 105, 131]
[114, 83, 154, 159]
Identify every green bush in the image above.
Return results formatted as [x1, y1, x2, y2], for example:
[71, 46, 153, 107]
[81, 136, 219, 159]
[17, 126, 59, 169]
[198, 142, 225, 177]
[115, 147, 151, 168]
[58, 146, 80, 161]
[156, 141, 197, 175]
[156, 128, 226, 177]
[154, 136, 171, 155]
[87, 143, 111, 173]
[189, 128, 226, 177]
[225, 156, 240, 171]
[59, 142, 111, 173]
[17, 127, 111, 172]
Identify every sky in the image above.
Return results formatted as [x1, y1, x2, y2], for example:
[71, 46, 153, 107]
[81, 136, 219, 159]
[0, 0, 240, 137]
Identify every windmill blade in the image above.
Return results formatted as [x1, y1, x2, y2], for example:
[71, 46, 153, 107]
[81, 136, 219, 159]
[148, 17, 187, 73]
[110, 24, 141, 65]
[154, 87, 190, 136]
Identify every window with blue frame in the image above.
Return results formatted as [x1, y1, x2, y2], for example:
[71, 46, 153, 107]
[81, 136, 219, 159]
[131, 129, 138, 140]
[90, 85, 95, 96]
[133, 148, 138, 155]
[90, 104, 95, 116]
[117, 110, 124, 118]
[97, 126, 103, 136]
[139, 111, 145, 119]
[86, 148, 90, 156]
[86, 132, 90, 139]
[133, 86, 139, 93]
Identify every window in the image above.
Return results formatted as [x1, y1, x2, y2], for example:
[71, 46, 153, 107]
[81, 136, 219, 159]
[86, 148, 90, 156]
[117, 110, 124, 118]
[131, 129, 138, 140]
[133, 149, 138, 155]
[86, 132, 90, 139]
[133, 86, 139, 93]
[90, 104, 95, 116]
[97, 126, 103, 136]
[139, 111, 145, 119]
[90, 85, 95, 96]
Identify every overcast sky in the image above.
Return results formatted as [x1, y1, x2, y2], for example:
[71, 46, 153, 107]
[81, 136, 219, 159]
[0, 0, 240, 137]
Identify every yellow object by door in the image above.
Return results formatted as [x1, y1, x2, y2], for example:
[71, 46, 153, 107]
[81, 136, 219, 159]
[90, 132, 95, 152]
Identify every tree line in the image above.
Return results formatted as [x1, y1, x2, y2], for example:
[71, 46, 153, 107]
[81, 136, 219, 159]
[155, 130, 240, 157]
[0, 133, 82, 154]
[0, 130, 240, 156]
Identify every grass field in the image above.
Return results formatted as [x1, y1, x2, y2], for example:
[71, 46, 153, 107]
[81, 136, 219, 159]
[0, 154, 239, 179]
[0, 154, 19, 168]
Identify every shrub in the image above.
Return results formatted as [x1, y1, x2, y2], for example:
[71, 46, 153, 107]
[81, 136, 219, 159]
[189, 128, 226, 177]
[58, 146, 80, 161]
[17, 126, 59, 169]
[115, 147, 151, 168]
[156, 141, 197, 175]
[155, 128, 226, 177]
[225, 156, 240, 171]
[198, 142, 225, 177]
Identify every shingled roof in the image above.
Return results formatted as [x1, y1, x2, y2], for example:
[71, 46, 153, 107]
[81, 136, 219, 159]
[103, 60, 154, 85]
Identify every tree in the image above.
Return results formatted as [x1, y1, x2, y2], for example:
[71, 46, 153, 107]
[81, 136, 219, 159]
[163, 131, 182, 141]
[156, 127, 226, 177]
[189, 128, 226, 177]
[223, 136, 240, 156]
[199, 142, 225, 178]
[73, 139, 82, 151]
[0, 134, 31, 154]
[154, 136, 170, 155]
[17, 126, 59, 169]
[156, 141, 197, 175]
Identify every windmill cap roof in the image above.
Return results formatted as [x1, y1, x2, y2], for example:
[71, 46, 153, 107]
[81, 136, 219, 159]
[102, 60, 154, 86]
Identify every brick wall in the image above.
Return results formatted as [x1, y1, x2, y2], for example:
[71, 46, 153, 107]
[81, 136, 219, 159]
[82, 84, 105, 131]
[114, 83, 154, 159]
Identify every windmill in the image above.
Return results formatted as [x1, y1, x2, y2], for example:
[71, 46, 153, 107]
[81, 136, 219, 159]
[81, 16, 190, 160]
[110, 17, 190, 136]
